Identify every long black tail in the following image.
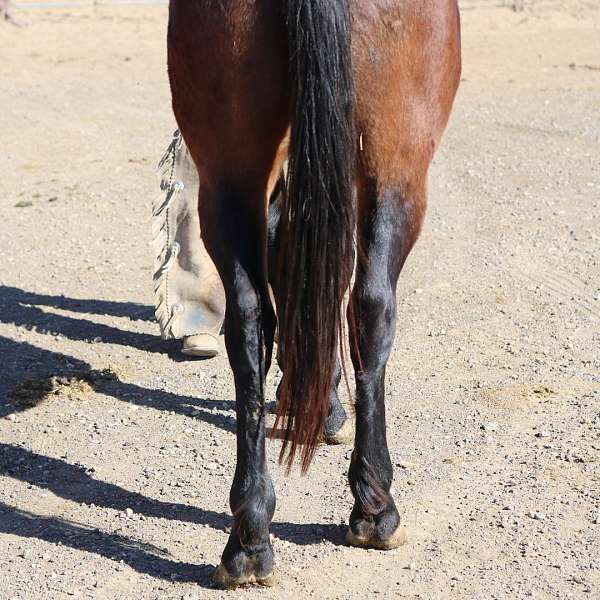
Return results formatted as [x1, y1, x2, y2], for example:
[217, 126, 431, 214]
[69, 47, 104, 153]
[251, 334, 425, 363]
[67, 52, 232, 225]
[276, 0, 355, 473]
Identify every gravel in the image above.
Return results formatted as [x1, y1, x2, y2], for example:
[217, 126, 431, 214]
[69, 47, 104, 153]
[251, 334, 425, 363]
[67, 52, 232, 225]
[0, 2, 599, 599]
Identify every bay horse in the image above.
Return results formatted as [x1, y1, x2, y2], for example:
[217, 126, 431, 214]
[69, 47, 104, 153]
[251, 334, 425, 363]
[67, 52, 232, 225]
[167, 0, 461, 588]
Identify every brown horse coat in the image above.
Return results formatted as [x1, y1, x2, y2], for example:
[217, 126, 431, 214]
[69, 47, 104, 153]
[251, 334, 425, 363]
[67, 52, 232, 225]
[167, 0, 460, 588]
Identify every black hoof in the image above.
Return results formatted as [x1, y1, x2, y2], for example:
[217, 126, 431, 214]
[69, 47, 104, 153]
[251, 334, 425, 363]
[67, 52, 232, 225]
[213, 563, 276, 590]
[347, 503, 406, 550]
[346, 523, 407, 550]
[214, 535, 275, 590]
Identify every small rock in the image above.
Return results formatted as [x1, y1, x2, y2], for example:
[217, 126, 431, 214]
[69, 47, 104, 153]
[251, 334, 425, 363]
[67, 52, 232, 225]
[565, 449, 586, 463]
[535, 431, 551, 439]
[481, 422, 499, 432]
[592, 512, 600, 525]
[125, 508, 134, 517]
[396, 461, 417, 470]
[529, 511, 546, 521]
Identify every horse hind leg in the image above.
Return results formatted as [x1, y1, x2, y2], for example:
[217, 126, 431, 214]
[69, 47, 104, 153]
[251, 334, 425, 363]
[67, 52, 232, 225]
[346, 175, 426, 550]
[267, 188, 353, 445]
[193, 180, 277, 589]
[167, 0, 291, 584]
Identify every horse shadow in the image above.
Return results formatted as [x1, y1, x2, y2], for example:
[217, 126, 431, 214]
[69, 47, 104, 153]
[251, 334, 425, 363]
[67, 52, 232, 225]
[0, 284, 179, 355]
[0, 338, 345, 543]
[0, 442, 230, 532]
[0, 443, 345, 582]
[0, 335, 236, 432]
[0, 288, 347, 576]
[0, 285, 153, 321]
[0, 443, 345, 547]
[0, 500, 213, 585]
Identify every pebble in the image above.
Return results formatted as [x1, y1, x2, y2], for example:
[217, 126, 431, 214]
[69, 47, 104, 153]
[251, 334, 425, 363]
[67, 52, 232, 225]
[481, 422, 499, 432]
[125, 508, 134, 517]
[396, 461, 417, 470]
[592, 513, 600, 525]
[529, 511, 546, 521]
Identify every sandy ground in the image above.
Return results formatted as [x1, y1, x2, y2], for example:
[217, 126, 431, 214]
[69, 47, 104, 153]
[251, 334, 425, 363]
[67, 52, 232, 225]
[0, 2, 599, 599]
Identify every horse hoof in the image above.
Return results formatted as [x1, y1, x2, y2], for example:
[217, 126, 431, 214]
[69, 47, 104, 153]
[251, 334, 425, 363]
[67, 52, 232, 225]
[345, 524, 408, 550]
[213, 563, 277, 590]
[323, 419, 354, 445]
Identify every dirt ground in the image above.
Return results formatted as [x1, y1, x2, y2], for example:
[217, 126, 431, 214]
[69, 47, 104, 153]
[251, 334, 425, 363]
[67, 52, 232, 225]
[0, 2, 599, 599]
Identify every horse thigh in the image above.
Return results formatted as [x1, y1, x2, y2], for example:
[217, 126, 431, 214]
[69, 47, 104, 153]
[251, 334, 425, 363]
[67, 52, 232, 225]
[168, 0, 288, 183]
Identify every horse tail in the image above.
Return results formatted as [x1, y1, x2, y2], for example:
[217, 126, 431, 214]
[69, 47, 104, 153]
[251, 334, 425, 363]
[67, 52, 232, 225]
[276, 0, 355, 473]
